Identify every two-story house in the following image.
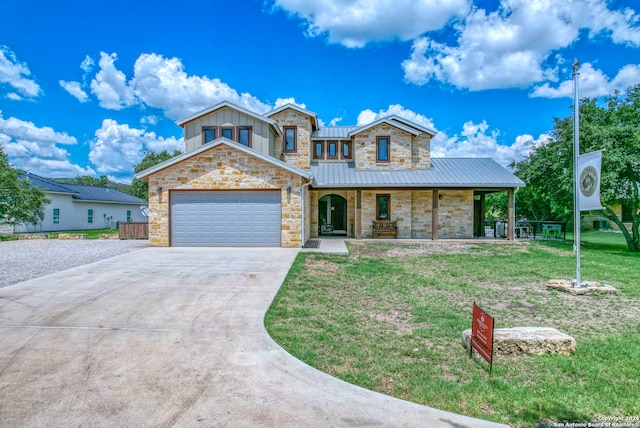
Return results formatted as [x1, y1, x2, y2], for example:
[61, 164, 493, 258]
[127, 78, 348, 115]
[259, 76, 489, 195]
[135, 101, 524, 247]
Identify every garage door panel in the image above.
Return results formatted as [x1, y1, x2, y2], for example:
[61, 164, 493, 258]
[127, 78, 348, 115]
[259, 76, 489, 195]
[171, 191, 281, 247]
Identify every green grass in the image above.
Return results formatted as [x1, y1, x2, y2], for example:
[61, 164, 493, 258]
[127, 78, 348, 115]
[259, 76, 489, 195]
[265, 237, 640, 427]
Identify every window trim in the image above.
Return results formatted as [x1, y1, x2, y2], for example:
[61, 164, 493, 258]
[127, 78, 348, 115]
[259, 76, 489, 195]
[221, 126, 234, 140]
[88, 209, 93, 224]
[313, 141, 324, 159]
[284, 126, 297, 153]
[327, 141, 338, 159]
[53, 208, 60, 224]
[376, 136, 390, 163]
[237, 126, 252, 148]
[376, 194, 390, 220]
[341, 141, 352, 160]
[126, 210, 131, 222]
[202, 126, 217, 145]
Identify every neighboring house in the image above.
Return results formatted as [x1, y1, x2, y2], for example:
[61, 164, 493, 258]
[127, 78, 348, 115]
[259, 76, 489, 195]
[136, 101, 524, 247]
[15, 172, 147, 233]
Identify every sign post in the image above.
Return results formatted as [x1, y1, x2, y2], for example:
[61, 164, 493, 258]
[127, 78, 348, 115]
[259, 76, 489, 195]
[470, 303, 495, 374]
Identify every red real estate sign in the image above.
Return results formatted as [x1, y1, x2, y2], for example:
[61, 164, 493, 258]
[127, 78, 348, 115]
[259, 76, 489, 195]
[471, 303, 495, 367]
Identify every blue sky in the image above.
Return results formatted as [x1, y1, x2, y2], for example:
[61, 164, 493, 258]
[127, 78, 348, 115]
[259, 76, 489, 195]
[1, 0, 639, 182]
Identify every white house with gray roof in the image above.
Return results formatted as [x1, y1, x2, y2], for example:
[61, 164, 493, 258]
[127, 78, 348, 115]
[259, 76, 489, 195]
[136, 101, 524, 247]
[15, 172, 147, 233]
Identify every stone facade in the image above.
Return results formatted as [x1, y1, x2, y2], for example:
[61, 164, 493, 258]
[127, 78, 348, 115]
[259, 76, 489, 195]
[342, 189, 474, 239]
[145, 144, 305, 247]
[354, 124, 414, 170]
[268, 109, 313, 171]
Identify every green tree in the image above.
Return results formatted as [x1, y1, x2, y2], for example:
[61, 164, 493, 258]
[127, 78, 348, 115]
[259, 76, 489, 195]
[513, 84, 640, 251]
[130, 150, 181, 200]
[0, 147, 50, 226]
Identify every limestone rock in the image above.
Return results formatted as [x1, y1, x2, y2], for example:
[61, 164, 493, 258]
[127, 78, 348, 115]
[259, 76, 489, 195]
[462, 327, 576, 357]
[547, 279, 617, 295]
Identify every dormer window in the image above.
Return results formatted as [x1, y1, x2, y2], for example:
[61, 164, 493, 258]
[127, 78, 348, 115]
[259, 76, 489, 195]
[238, 126, 251, 147]
[221, 127, 234, 140]
[327, 141, 338, 159]
[342, 141, 352, 159]
[377, 136, 390, 163]
[203, 127, 217, 144]
[314, 141, 324, 159]
[284, 126, 297, 153]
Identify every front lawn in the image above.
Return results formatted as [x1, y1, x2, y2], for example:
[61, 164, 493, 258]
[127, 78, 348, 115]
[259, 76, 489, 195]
[265, 238, 640, 427]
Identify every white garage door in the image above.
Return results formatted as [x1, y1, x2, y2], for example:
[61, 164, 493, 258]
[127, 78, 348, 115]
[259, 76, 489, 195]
[171, 191, 281, 247]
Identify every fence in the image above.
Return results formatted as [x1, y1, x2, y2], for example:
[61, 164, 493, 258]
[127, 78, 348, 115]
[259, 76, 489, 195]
[118, 222, 149, 240]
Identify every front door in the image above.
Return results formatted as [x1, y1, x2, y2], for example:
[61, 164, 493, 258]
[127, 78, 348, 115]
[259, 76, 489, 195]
[318, 194, 347, 235]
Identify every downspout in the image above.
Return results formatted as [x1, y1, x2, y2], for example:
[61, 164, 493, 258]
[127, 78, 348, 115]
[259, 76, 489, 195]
[301, 179, 314, 247]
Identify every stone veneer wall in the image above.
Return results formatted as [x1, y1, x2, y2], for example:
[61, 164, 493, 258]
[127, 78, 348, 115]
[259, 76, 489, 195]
[146, 145, 305, 247]
[268, 109, 312, 171]
[411, 134, 431, 169]
[354, 124, 413, 170]
[358, 190, 473, 239]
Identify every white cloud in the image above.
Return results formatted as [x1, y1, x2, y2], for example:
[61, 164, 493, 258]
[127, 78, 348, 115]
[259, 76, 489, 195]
[531, 62, 640, 98]
[274, 97, 306, 109]
[88, 119, 182, 178]
[402, 0, 640, 91]
[59, 80, 89, 102]
[140, 115, 159, 126]
[356, 104, 548, 166]
[90, 52, 135, 110]
[356, 104, 436, 129]
[329, 117, 343, 126]
[80, 55, 95, 74]
[270, 0, 470, 48]
[0, 45, 41, 99]
[0, 111, 93, 177]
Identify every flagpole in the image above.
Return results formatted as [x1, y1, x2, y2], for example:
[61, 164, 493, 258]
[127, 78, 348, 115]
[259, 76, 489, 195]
[573, 59, 581, 288]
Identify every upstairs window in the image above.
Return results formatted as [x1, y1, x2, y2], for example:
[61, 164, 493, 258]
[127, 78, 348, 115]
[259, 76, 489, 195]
[53, 208, 60, 224]
[221, 127, 234, 140]
[88, 209, 93, 224]
[284, 126, 297, 153]
[377, 136, 390, 163]
[203, 127, 217, 144]
[313, 141, 324, 159]
[327, 141, 338, 159]
[341, 141, 352, 159]
[238, 127, 251, 147]
[376, 195, 390, 220]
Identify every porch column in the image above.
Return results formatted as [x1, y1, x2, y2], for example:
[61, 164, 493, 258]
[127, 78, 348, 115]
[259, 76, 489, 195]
[432, 189, 439, 241]
[508, 188, 515, 241]
[356, 190, 362, 240]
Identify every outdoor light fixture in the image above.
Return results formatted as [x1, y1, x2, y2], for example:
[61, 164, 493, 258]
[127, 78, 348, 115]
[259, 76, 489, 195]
[286, 186, 291, 195]
[439, 194, 442, 200]
[157, 187, 163, 195]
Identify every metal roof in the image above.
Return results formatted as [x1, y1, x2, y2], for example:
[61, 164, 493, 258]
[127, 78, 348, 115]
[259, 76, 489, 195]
[135, 137, 315, 183]
[19, 171, 145, 204]
[310, 158, 525, 189]
[312, 127, 359, 139]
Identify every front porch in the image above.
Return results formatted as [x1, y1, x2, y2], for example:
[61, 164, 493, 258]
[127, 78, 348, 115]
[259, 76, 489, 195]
[309, 188, 517, 241]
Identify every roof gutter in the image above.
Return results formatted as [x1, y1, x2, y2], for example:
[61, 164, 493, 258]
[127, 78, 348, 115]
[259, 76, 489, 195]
[301, 179, 314, 248]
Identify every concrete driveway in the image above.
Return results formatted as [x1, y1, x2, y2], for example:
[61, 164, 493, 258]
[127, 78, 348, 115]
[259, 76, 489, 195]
[0, 247, 505, 427]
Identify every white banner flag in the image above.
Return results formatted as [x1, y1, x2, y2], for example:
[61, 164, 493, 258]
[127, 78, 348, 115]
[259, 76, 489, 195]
[578, 150, 603, 211]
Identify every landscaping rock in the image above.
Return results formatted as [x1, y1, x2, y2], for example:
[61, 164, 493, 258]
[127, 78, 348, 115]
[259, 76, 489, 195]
[547, 279, 617, 295]
[99, 234, 119, 240]
[58, 233, 88, 240]
[462, 327, 576, 356]
[18, 233, 49, 240]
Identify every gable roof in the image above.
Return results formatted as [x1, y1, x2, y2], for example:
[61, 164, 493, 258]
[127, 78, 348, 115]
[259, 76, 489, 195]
[310, 158, 525, 189]
[312, 126, 359, 140]
[265, 103, 319, 130]
[176, 101, 282, 136]
[19, 171, 145, 204]
[348, 117, 422, 138]
[387, 115, 437, 136]
[135, 137, 315, 183]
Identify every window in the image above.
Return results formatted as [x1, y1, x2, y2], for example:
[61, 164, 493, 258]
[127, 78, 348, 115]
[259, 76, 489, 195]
[88, 209, 93, 224]
[126, 210, 131, 222]
[313, 141, 324, 159]
[221, 127, 234, 140]
[203, 127, 217, 144]
[376, 195, 390, 220]
[327, 141, 338, 159]
[341, 141, 352, 159]
[284, 126, 297, 152]
[238, 126, 251, 147]
[377, 136, 390, 162]
[53, 208, 60, 224]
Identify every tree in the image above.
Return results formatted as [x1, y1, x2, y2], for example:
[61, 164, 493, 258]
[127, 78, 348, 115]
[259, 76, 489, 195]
[513, 84, 640, 251]
[130, 150, 181, 200]
[0, 147, 50, 226]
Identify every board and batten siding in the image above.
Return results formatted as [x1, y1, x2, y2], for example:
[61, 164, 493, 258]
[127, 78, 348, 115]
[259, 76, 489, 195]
[182, 107, 276, 156]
